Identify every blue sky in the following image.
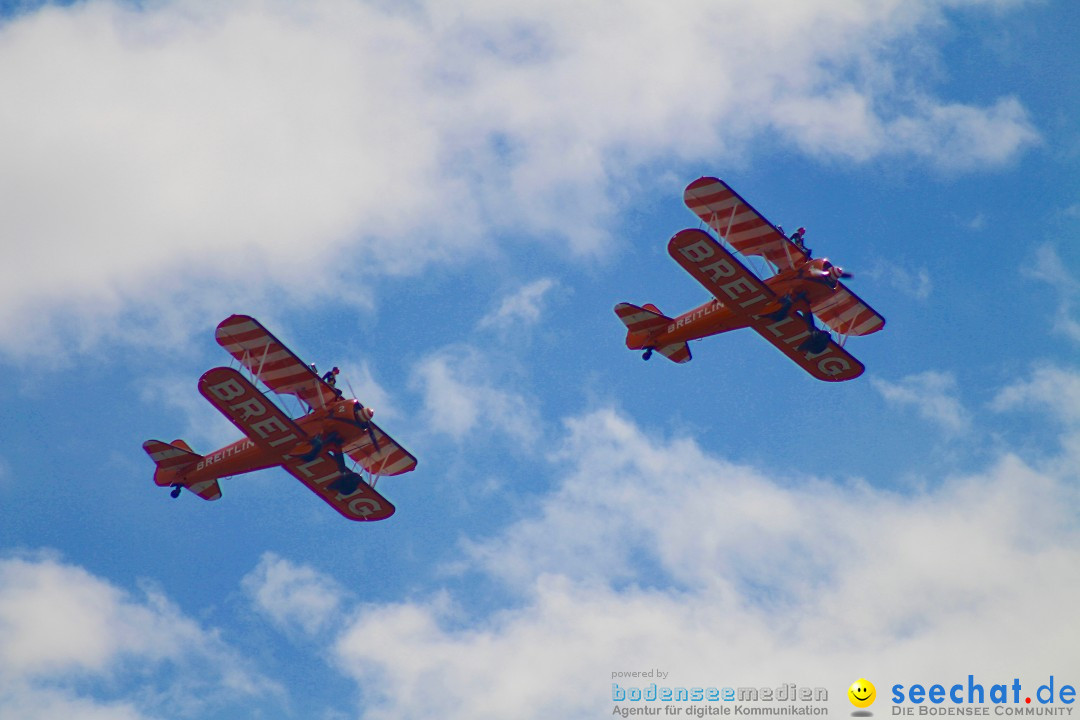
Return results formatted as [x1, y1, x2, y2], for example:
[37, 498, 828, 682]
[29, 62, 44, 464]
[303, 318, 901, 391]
[1, 1, 1079, 718]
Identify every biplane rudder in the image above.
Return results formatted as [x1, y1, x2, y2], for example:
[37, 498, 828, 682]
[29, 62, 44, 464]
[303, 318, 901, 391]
[615, 302, 670, 349]
[142, 438, 202, 487]
[142, 439, 202, 486]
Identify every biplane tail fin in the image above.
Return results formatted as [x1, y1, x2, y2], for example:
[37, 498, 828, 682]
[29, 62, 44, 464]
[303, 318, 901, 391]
[615, 302, 669, 347]
[141, 439, 222, 501]
[613, 303, 692, 364]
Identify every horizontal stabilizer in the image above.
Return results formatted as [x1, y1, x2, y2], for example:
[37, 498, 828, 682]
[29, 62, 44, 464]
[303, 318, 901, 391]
[615, 302, 670, 334]
[656, 342, 692, 364]
[142, 439, 222, 501]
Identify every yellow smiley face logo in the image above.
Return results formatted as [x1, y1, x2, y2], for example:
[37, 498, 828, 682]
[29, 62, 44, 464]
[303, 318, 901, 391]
[848, 678, 876, 708]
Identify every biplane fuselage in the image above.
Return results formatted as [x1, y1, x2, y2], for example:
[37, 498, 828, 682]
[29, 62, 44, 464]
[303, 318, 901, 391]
[175, 400, 373, 489]
[647, 257, 842, 347]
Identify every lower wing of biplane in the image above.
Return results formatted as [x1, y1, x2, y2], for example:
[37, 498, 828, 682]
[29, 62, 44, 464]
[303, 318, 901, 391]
[196, 366, 397, 521]
[665, 228, 866, 381]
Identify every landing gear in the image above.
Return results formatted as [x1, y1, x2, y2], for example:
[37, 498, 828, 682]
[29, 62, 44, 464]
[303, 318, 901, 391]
[170, 484, 182, 499]
[642, 347, 654, 361]
[765, 296, 793, 322]
[300, 432, 343, 462]
[327, 450, 363, 495]
[764, 292, 809, 323]
[794, 308, 831, 353]
[328, 471, 363, 496]
[798, 329, 831, 354]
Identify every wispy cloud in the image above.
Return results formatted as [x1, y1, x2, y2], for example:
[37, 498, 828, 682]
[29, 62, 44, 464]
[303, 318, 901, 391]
[991, 365, 1080, 426]
[410, 346, 540, 447]
[242, 553, 345, 637]
[0, 551, 280, 718]
[1026, 244, 1080, 344]
[872, 370, 971, 434]
[478, 278, 558, 330]
[0, 0, 1041, 356]
[295, 408, 1080, 718]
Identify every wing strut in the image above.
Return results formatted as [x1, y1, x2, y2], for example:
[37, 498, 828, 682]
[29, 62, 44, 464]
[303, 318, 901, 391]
[722, 203, 738, 240]
[254, 342, 272, 382]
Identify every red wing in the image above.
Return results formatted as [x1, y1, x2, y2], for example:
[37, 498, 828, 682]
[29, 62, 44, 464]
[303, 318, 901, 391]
[810, 283, 885, 337]
[342, 422, 418, 477]
[281, 455, 395, 522]
[747, 313, 865, 382]
[199, 366, 310, 455]
[215, 315, 339, 411]
[668, 229, 863, 381]
[684, 177, 806, 272]
[668, 228, 778, 314]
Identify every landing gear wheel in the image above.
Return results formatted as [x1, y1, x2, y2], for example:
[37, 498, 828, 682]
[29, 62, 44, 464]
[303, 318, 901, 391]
[642, 348, 654, 361]
[799, 330, 831, 354]
[170, 484, 182, 499]
[328, 471, 362, 496]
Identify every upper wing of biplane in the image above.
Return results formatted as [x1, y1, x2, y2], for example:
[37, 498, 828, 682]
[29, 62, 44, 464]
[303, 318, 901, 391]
[810, 282, 885, 337]
[198, 366, 394, 521]
[684, 177, 807, 273]
[668, 229, 864, 381]
[215, 314, 339, 411]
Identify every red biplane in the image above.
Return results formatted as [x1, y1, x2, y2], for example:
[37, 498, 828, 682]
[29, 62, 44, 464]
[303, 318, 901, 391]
[616, 177, 885, 381]
[142, 315, 417, 521]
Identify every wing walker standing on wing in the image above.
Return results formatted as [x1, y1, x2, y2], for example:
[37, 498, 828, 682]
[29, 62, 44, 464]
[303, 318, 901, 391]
[142, 315, 417, 522]
[616, 177, 885, 382]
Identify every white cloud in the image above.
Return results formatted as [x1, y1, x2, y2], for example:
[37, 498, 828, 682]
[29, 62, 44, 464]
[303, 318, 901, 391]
[0, 687, 147, 720]
[318, 407, 1080, 719]
[991, 365, 1080, 426]
[242, 552, 345, 636]
[885, 96, 1039, 171]
[865, 258, 933, 301]
[872, 370, 971, 434]
[1027, 245, 1080, 344]
[477, 278, 558, 330]
[0, 0, 1041, 357]
[893, 265, 933, 301]
[0, 552, 279, 718]
[410, 346, 540, 446]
